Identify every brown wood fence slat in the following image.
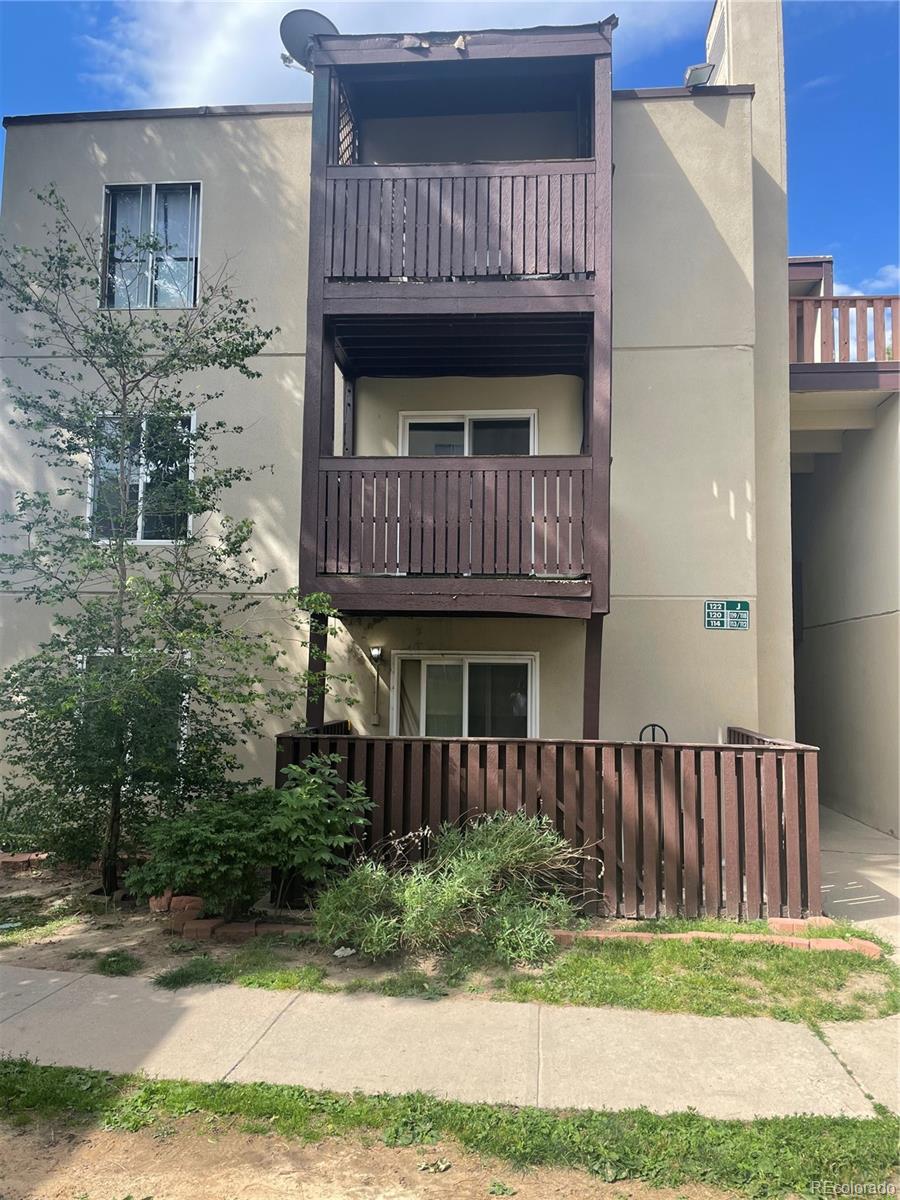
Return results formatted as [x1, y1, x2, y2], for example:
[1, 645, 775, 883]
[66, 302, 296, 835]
[276, 733, 822, 918]
[661, 746, 679, 917]
[681, 749, 700, 917]
[641, 746, 659, 917]
[701, 750, 720, 915]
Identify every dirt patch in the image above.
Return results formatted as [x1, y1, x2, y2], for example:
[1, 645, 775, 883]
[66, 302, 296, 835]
[0, 868, 389, 987]
[0, 1120, 737, 1200]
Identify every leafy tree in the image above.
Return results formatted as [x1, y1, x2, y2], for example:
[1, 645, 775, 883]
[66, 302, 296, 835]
[0, 188, 348, 892]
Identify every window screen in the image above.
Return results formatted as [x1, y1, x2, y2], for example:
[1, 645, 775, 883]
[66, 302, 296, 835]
[470, 418, 531, 455]
[407, 421, 465, 456]
[467, 662, 529, 738]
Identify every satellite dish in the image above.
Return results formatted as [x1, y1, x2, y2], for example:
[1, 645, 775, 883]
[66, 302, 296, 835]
[280, 9, 339, 72]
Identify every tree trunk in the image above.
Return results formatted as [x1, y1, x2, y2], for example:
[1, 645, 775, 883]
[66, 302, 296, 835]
[100, 780, 123, 895]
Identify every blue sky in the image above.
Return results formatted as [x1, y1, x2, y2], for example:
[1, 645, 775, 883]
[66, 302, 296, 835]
[0, 1, 897, 292]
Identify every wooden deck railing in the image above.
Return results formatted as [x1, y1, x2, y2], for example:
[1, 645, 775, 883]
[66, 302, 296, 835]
[276, 731, 822, 919]
[324, 160, 596, 281]
[789, 295, 897, 364]
[316, 456, 591, 579]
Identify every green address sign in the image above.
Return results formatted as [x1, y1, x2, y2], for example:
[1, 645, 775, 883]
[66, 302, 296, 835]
[704, 600, 750, 630]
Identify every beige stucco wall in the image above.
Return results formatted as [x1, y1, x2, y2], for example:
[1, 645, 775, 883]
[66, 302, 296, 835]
[793, 396, 900, 835]
[604, 90, 761, 740]
[353, 375, 583, 457]
[0, 111, 315, 786]
[359, 111, 578, 164]
[708, 0, 795, 737]
[0, 113, 311, 356]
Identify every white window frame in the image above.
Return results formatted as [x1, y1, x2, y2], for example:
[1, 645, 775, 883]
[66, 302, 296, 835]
[86, 410, 196, 546]
[389, 650, 539, 737]
[101, 181, 203, 310]
[399, 410, 537, 456]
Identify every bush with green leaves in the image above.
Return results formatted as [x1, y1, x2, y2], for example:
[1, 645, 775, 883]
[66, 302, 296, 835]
[125, 791, 276, 920]
[126, 754, 372, 919]
[313, 812, 584, 966]
[270, 754, 372, 908]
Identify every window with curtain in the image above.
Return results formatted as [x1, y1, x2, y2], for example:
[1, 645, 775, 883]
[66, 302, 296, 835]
[104, 183, 200, 309]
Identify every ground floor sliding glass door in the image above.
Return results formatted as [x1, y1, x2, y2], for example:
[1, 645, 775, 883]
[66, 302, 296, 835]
[392, 653, 537, 738]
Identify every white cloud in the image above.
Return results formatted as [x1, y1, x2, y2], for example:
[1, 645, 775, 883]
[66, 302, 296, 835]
[79, 1, 707, 109]
[834, 265, 899, 297]
[859, 264, 900, 293]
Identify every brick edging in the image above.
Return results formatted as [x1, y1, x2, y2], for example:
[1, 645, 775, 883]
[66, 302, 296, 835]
[152, 894, 882, 960]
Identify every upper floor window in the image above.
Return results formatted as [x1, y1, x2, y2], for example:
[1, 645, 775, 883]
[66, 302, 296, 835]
[89, 415, 192, 543]
[103, 183, 201, 310]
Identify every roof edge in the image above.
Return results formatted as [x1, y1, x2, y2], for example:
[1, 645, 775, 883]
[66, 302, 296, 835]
[5, 87, 756, 129]
[612, 84, 754, 101]
[3, 102, 312, 129]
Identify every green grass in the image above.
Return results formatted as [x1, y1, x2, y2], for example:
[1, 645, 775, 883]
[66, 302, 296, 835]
[344, 969, 449, 1001]
[153, 939, 335, 993]
[1, 1057, 896, 1196]
[503, 937, 900, 1022]
[0, 893, 83, 946]
[148, 921, 898, 1024]
[94, 950, 142, 977]
[621, 916, 892, 953]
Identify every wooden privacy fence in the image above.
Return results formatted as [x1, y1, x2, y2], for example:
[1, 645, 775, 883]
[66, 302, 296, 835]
[789, 295, 897, 364]
[324, 160, 596, 281]
[276, 729, 821, 919]
[316, 456, 591, 578]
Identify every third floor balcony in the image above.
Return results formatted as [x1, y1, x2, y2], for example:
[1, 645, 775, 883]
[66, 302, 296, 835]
[311, 37, 610, 301]
[323, 159, 597, 285]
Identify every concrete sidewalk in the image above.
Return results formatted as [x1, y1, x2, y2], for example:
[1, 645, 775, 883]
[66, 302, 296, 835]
[1, 965, 895, 1118]
[820, 805, 900, 959]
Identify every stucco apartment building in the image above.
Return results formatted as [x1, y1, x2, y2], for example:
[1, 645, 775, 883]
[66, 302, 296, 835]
[1, 0, 897, 847]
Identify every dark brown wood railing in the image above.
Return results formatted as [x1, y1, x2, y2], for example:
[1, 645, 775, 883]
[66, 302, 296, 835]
[316, 456, 591, 579]
[324, 160, 596, 281]
[276, 733, 821, 919]
[789, 295, 897, 364]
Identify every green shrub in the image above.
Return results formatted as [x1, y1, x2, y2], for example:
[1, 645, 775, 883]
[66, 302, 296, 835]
[125, 791, 276, 920]
[270, 754, 372, 907]
[126, 755, 372, 920]
[313, 812, 583, 967]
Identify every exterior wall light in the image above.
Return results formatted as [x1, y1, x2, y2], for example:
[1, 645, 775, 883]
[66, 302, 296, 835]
[370, 646, 383, 725]
[683, 62, 715, 89]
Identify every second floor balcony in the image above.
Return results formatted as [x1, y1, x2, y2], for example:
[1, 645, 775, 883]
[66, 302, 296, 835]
[316, 454, 592, 580]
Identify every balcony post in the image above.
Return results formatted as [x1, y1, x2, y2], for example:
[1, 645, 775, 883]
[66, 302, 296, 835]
[299, 65, 332, 594]
[582, 613, 604, 738]
[589, 53, 613, 615]
[341, 377, 355, 455]
[305, 612, 328, 730]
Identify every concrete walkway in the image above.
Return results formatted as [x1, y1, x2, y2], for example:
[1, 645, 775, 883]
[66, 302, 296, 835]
[1, 965, 896, 1118]
[820, 805, 900, 959]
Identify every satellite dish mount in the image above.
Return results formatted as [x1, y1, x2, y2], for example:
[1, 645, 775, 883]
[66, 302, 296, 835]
[280, 9, 339, 73]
